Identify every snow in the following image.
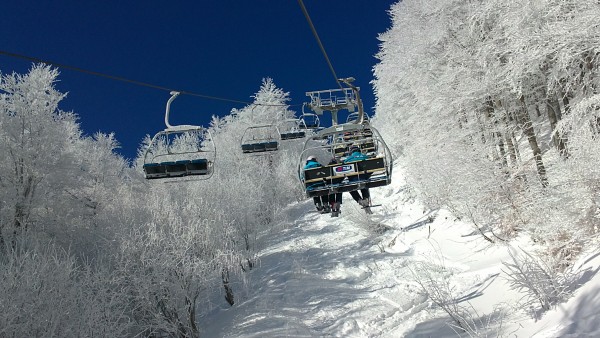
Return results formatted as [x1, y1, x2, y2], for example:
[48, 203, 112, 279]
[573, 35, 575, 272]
[198, 166, 600, 337]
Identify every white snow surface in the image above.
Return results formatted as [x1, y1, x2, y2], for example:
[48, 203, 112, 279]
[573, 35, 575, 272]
[198, 168, 600, 337]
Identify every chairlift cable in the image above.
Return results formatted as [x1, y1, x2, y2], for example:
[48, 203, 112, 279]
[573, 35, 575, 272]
[0, 49, 299, 107]
[297, 0, 343, 90]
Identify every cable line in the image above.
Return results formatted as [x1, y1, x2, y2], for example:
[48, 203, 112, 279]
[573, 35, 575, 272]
[0, 49, 296, 107]
[297, 0, 343, 89]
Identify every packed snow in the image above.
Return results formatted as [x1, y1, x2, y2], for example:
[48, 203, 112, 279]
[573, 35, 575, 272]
[198, 165, 600, 337]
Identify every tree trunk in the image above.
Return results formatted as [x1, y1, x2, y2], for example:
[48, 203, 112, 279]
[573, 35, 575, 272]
[0, 230, 6, 256]
[504, 132, 518, 167]
[546, 96, 568, 156]
[481, 98, 511, 170]
[222, 268, 234, 306]
[511, 131, 522, 164]
[186, 294, 199, 338]
[559, 88, 570, 118]
[519, 96, 548, 187]
[494, 100, 518, 170]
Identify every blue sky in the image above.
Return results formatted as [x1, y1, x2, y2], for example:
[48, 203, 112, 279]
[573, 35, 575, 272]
[0, 1, 396, 161]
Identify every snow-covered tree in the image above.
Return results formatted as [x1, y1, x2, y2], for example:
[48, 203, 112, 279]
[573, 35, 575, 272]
[373, 0, 600, 252]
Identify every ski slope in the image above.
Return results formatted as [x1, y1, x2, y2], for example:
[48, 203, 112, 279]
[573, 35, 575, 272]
[198, 166, 600, 337]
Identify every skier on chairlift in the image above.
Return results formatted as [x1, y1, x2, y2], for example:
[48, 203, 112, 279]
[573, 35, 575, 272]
[327, 157, 343, 217]
[304, 156, 331, 213]
[343, 145, 373, 214]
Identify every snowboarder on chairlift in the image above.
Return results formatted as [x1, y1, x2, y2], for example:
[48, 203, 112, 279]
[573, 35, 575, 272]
[343, 145, 373, 214]
[304, 156, 331, 213]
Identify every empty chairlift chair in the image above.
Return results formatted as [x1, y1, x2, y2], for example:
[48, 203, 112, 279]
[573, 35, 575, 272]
[278, 119, 306, 140]
[346, 111, 370, 124]
[241, 124, 280, 153]
[298, 112, 321, 130]
[142, 91, 216, 180]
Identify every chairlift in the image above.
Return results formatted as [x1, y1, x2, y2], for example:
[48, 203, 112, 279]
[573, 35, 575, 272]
[278, 119, 306, 140]
[298, 103, 321, 130]
[304, 77, 369, 127]
[142, 91, 216, 180]
[298, 113, 321, 129]
[298, 116, 392, 198]
[240, 124, 279, 153]
[300, 77, 377, 157]
[346, 111, 370, 124]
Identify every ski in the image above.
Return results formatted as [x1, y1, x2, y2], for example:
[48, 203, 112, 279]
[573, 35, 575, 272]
[363, 204, 382, 209]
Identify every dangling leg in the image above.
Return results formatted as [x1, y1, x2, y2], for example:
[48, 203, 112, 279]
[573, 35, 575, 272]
[360, 188, 371, 206]
[331, 193, 342, 217]
[313, 196, 323, 212]
[349, 190, 362, 204]
[360, 188, 373, 214]
[321, 194, 331, 213]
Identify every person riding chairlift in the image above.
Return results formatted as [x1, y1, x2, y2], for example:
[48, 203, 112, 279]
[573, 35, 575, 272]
[304, 156, 331, 213]
[343, 145, 373, 214]
[327, 157, 343, 217]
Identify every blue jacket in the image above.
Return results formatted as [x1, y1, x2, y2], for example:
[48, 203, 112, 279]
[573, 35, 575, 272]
[303, 159, 321, 170]
[343, 151, 368, 163]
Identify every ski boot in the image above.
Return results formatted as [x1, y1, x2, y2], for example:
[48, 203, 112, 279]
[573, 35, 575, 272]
[331, 202, 341, 217]
[315, 202, 324, 213]
[360, 199, 373, 215]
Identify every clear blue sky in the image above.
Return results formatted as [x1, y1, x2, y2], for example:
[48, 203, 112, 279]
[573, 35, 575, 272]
[0, 0, 396, 161]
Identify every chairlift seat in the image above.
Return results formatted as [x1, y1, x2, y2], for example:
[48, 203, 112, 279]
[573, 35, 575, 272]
[242, 144, 255, 153]
[264, 141, 278, 151]
[305, 175, 389, 197]
[187, 158, 209, 175]
[333, 145, 348, 156]
[164, 161, 187, 177]
[304, 167, 331, 182]
[360, 141, 376, 153]
[242, 141, 279, 153]
[143, 158, 210, 179]
[343, 130, 373, 142]
[355, 157, 385, 172]
[280, 131, 306, 140]
[302, 157, 389, 197]
[143, 162, 168, 179]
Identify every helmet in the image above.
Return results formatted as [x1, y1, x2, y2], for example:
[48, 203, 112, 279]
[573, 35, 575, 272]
[306, 156, 317, 163]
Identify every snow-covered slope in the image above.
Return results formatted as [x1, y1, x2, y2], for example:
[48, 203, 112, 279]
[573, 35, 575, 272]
[198, 166, 600, 337]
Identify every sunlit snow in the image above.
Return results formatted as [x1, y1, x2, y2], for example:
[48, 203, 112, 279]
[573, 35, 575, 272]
[198, 165, 600, 337]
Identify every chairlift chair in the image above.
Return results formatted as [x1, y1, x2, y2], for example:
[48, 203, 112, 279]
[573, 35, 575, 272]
[240, 124, 279, 153]
[298, 103, 321, 130]
[142, 91, 216, 180]
[298, 122, 393, 198]
[278, 119, 306, 140]
[298, 113, 321, 130]
[346, 111, 370, 124]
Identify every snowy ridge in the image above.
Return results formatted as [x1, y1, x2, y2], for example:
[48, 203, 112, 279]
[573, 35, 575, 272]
[197, 167, 600, 337]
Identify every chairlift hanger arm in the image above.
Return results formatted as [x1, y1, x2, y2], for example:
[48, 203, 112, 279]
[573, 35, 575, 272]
[339, 78, 365, 124]
[165, 91, 181, 129]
